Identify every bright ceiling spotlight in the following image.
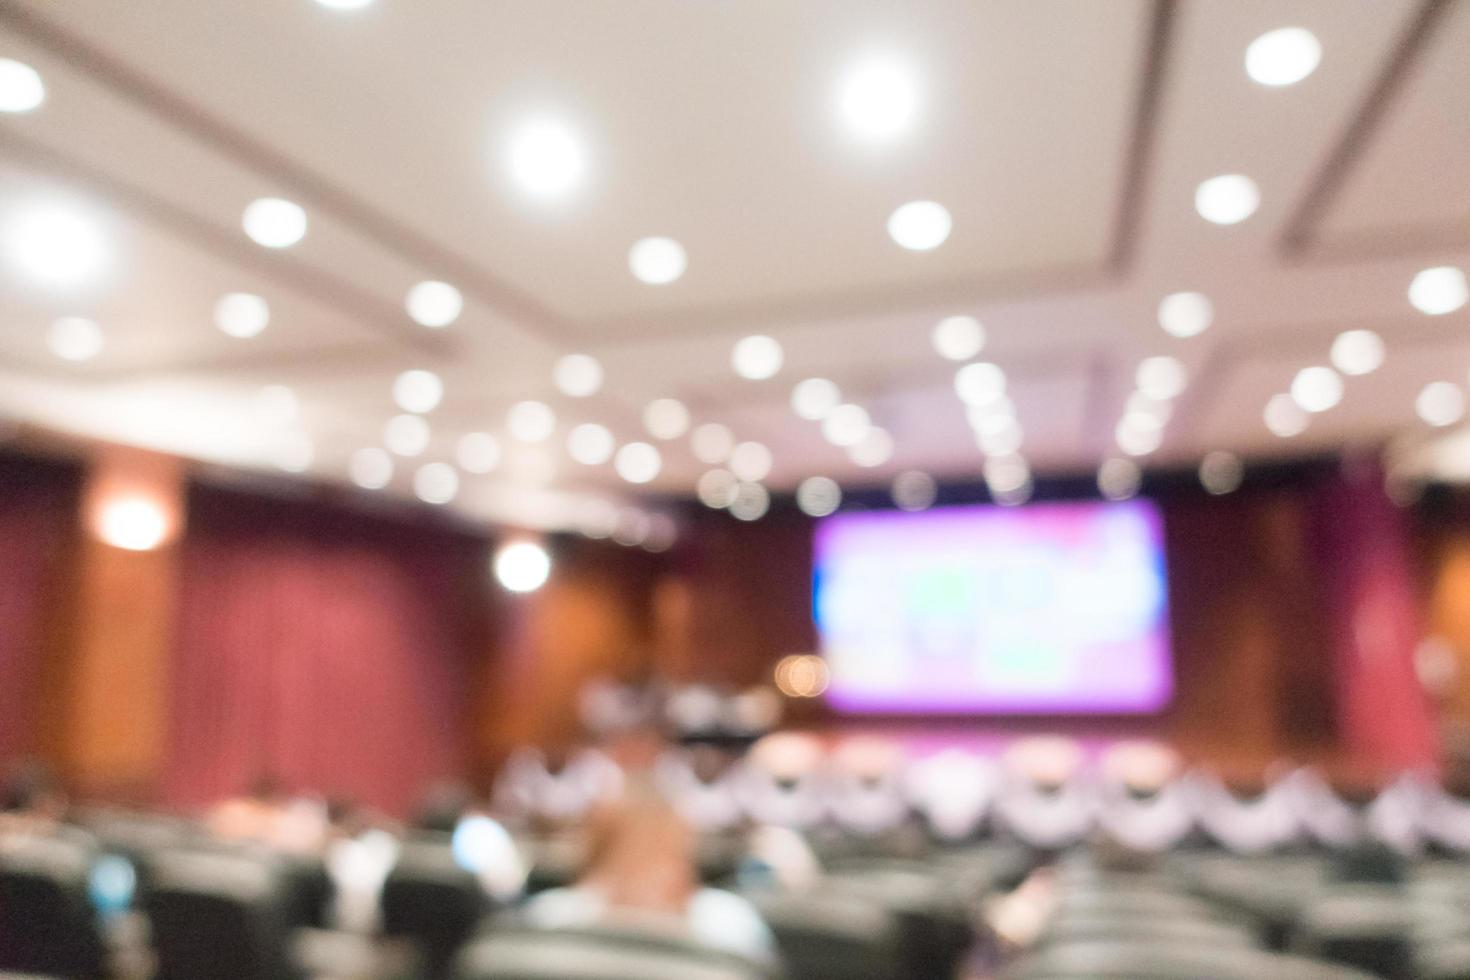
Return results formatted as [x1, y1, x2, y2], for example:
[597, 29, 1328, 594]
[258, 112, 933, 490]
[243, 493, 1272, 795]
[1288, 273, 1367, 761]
[1409, 266, 1468, 316]
[838, 54, 919, 142]
[732, 335, 784, 380]
[821, 403, 871, 446]
[1098, 458, 1142, 501]
[1417, 382, 1466, 428]
[984, 454, 1030, 495]
[405, 281, 463, 328]
[1157, 291, 1213, 339]
[457, 432, 501, 474]
[1199, 451, 1244, 495]
[214, 292, 270, 339]
[887, 200, 952, 251]
[796, 476, 842, 517]
[392, 369, 444, 414]
[553, 353, 603, 397]
[849, 427, 894, 467]
[349, 447, 393, 490]
[1264, 393, 1309, 437]
[494, 540, 551, 593]
[1245, 27, 1322, 87]
[1290, 365, 1343, 413]
[643, 398, 691, 440]
[1116, 417, 1163, 457]
[0, 58, 45, 113]
[614, 441, 662, 484]
[1194, 174, 1260, 225]
[2, 198, 111, 290]
[566, 422, 615, 465]
[507, 400, 556, 442]
[691, 422, 735, 464]
[1329, 329, 1384, 376]
[384, 414, 431, 457]
[241, 197, 307, 248]
[95, 497, 170, 551]
[932, 315, 986, 361]
[791, 378, 841, 420]
[729, 481, 770, 522]
[954, 362, 1007, 406]
[413, 462, 459, 505]
[729, 441, 774, 482]
[506, 117, 586, 200]
[697, 469, 740, 509]
[1135, 356, 1188, 401]
[628, 236, 687, 285]
[47, 316, 104, 362]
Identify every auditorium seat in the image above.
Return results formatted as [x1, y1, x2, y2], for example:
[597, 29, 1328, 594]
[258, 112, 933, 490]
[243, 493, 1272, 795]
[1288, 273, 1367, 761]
[745, 888, 906, 980]
[380, 836, 491, 978]
[0, 833, 109, 979]
[451, 930, 770, 980]
[1001, 940, 1381, 979]
[1288, 885, 1415, 979]
[144, 848, 303, 980]
[819, 861, 976, 977]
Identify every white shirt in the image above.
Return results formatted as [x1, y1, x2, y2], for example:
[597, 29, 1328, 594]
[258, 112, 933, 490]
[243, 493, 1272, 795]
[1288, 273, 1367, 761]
[523, 885, 775, 962]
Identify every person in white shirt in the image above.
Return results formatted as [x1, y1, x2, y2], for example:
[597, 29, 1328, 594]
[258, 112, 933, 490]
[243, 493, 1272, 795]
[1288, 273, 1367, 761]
[993, 736, 1093, 850]
[824, 736, 910, 837]
[906, 748, 996, 843]
[1093, 741, 1194, 853]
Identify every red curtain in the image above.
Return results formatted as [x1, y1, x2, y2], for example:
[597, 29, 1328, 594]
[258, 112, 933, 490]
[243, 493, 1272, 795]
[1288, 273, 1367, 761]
[165, 484, 489, 818]
[0, 452, 81, 769]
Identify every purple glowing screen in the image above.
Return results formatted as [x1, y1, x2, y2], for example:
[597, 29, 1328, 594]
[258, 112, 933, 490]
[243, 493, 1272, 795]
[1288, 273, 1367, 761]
[813, 499, 1172, 715]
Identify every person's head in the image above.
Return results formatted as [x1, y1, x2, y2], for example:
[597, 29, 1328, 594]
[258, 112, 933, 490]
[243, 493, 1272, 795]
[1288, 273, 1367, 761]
[1, 760, 65, 818]
[582, 794, 698, 913]
[247, 773, 284, 805]
[414, 781, 471, 834]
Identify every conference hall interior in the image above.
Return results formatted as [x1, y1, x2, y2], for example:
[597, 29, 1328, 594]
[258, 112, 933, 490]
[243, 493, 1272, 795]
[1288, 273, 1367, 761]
[3, 2, 1470, 978]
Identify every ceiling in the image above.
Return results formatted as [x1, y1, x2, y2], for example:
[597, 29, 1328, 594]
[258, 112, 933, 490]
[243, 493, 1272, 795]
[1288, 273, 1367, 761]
[0, 0, 1467, 531]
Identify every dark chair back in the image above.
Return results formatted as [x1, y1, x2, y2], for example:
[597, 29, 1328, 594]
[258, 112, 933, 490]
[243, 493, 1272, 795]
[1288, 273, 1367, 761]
[381, 837, 489, 978]
[0, 833, 108, 979]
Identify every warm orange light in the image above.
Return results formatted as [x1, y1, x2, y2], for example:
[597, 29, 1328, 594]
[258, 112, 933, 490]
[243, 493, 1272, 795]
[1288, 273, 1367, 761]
[774, 654, 830, 699]
[94, 496, 170, 551]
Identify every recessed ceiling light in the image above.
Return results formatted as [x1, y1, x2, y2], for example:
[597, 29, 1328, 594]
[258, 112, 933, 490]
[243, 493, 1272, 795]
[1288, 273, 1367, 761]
[274, 432, 315, 474]
[729, 482, 770, 522]
[628, 236, 687, 285]
[567, 422, 615, 465]
[822, 404, 871, 446]
[849, 427, 894, 468]
[1290, 365, 1343, 413]
[691, 423, 735, 464]
[349, 447, 393, 490]
[614, 441, 662, 484]
[697, 469, 740, 509]
[1194, 175, 1260, 225]
[214, 292, 270, 339]
[977, 419, 1023, 457]
[1409, 266, 1468, 316]
[732, 335, 783, 380]
[242, 197, 307, 248]
[414, 462, 459, 505]
[1264, 393, 1309, 437]
[932, 316, 986, 361]
[47, 316, 103, 362]
[1329, 329, 1384, 376]
[392, 369, 444, 414]
[405, 280, 463, 328]
[791, 378, 841, 420]
[1098, 458, 1141, 501]
[1245, 27, 1322, 87]
[887, 200, 951, 251]
[0, 58, 45, 113]
[506, 117, 586, 200]
[507, 400, 556, 442]
[457, 432, 501, 474]
[984, 454, 1030, 495]
[729, 441, 773, 482]
[1157, 292, 1213, 338]
[1, 199, 110, 290]
[384, 414, 431, 457]
[954, 362, 1007, 406]
[796, 476, 842, 517]
[892, 470, 937, 511]
[1135, 356, 1188, 401]
[495, 541, 552, 593]
[1199, 452, 1244, 495]
[643, 398, 691, 440]
[553, 353, 603, 397]
[1116, 418, 1163, 457]
[1417, 382, 1465, 427]
[838, 55, 919, 142]
[256, 385, 299, 427]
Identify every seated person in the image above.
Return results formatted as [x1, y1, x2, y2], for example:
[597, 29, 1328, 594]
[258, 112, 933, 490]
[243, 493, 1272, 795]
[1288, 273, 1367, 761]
[993, 736, 1093, 850]
[824, 736, 910, 837]
[206, 774, 327, 854]
[905, 748, 995, 843]
[493, 741, 624, 832]
[1094, 740, 1193, 853]
[0, 759, 69, 834]
[1182, 764, 1299, 854]
[735, 731, 827, 830]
